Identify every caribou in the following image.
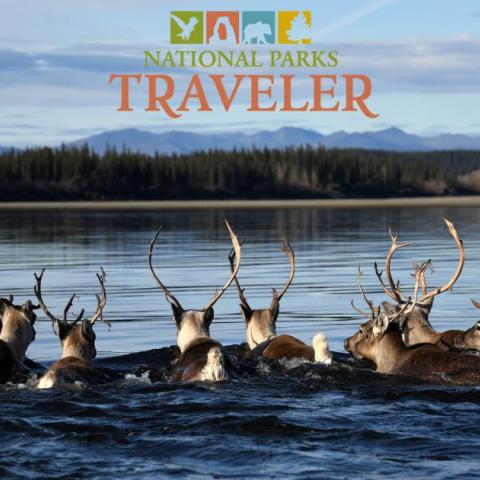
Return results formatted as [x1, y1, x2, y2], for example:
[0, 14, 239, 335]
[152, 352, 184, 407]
[35, 268, 109, 389]
[148, 220, 241, 382]
[228, 238, 332, 364]
[373, 218, 480, 352]
[346, 265, 480, 385]
[0, 294, 39, 383]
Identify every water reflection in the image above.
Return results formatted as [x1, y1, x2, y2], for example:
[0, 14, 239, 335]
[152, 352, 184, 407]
[1, 206, 479, 362]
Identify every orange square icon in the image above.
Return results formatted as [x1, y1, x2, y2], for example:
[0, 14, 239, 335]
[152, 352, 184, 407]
[206, 11, 240, 45]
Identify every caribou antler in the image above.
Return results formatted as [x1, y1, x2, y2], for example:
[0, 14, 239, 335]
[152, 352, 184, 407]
[148, 226, 184, 312]
[148, 221, 241, 313]
[356, 266, 380, 317]
[34, 269, 85, 328]
[378, 229, 411, 303]
[203, 220, 241, 311]
[411, 259, 432, 298]
[351, 299, 371, 319]
[89, 267, 109, 325]
[471, 299, 480, 309]
[269, 237, 295, 311]
[228, 237, 251, 312]
[388, 297, 413, 324]
[419, 218, 465, 303]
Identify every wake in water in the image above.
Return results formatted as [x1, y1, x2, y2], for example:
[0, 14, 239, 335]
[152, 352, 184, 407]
[2, 345, 480, 479]
[0, 343, 441, 392]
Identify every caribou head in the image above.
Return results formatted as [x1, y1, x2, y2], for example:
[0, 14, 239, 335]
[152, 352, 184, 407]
[34, 268, 108, 361]
[148, 220, 241, 353]
[0, 294, 39, 364]
[346, 264, 423, 366]
[374, 218, 464, 346]
[228, 238, 295, 350]
[449, 299, 480, 352]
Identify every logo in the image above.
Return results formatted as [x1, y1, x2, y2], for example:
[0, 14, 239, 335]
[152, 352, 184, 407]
[206, 11, 240, 45]
[242, 11, 275, 45]
[169, 11, 311, 45]
[170, 11, 203, 44]
[278, 11, 311, 44]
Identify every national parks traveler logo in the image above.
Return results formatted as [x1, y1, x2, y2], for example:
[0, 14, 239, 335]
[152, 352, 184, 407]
[278, 11, 311, 44]
[242, 11, 275, 45]
[170, 11, 203, 44]
[169, 11, 311, 45]
[206, 11, 240, 45]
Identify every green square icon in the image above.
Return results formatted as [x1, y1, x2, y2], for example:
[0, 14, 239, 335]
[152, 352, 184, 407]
[170, 11, 203, 44]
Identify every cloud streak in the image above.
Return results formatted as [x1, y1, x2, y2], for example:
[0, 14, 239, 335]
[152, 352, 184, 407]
[312, 0, 399, 39]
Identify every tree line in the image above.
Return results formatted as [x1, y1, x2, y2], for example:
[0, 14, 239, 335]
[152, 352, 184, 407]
[0, 144, 479, 201]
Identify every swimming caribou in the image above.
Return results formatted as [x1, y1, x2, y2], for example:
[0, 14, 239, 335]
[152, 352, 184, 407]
[228, 238, 332, 364]
[346, 265, 480, 385]
[148, 220, 241, 382]
[35, 268, 110, 389]
[0, 294, 39, 383]
[373, 218, 480, 353]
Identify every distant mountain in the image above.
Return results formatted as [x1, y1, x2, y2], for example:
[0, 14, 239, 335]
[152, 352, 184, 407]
[71, 127, 480, 155]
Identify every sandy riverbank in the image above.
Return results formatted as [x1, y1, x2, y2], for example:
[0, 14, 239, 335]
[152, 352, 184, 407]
[0, 197, 479, 210]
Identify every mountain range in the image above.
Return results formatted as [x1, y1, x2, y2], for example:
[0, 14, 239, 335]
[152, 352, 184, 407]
[2, 127, 480, 155]
[69, 127, 480, 155]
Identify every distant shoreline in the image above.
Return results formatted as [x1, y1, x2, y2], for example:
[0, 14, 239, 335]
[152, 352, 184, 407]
[0, 197, 479, 210]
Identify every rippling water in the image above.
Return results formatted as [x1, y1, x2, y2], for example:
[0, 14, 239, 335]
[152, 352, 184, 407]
[2, 206, 480, 478]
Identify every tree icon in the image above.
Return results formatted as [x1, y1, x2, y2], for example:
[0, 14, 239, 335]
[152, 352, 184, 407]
[287, 12, 311, 43]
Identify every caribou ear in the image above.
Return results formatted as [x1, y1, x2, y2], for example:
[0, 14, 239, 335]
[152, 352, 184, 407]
[0, 299, 9, 315]
[270, 302, 280, 323]
[203, 308, 214, 329]
[22, 300, 39, 324]
[53, 320, 60, 337]
[373, 313, 390, 337]
[81, 319, 93, 338]
[240, 303, 253, 322]
[171, 304, 184, 325]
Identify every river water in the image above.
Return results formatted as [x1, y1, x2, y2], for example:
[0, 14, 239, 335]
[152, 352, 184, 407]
[1, 206, 480, 478]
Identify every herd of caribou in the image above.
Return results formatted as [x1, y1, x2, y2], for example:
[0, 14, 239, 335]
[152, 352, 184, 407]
[1, 218, 480, 389]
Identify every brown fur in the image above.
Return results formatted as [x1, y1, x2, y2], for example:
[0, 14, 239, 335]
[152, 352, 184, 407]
[379, 332, 480, 384]
[47, 356, 107, 385]
[228, 236, 327, 363]
[434, 329, 464, 351]
[60, 324, 97, 361]
[35, 267, 108, 388]
[382, 301, 480, 353]
[0, 301, 37, 382]
[38, 321, 101, 388]
[173, 337, 225, 382]
[346, 319, 480, 385]
[261, 335, 314, 362]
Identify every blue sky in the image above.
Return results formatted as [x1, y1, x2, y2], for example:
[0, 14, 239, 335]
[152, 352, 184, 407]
[1, 0, 479, 146]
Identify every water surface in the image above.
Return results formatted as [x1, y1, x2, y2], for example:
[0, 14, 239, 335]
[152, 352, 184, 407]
[1, 206, 480, 478]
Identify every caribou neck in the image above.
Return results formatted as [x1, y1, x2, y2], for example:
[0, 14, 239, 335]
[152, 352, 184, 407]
[402, 308, 437, 346]
[246, 321, 276, 350]
[0, 314, 31, 364]
[375, 331, 408, 374]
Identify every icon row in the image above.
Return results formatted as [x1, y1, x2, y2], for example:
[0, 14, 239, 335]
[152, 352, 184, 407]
[170, 11, 312, 45]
